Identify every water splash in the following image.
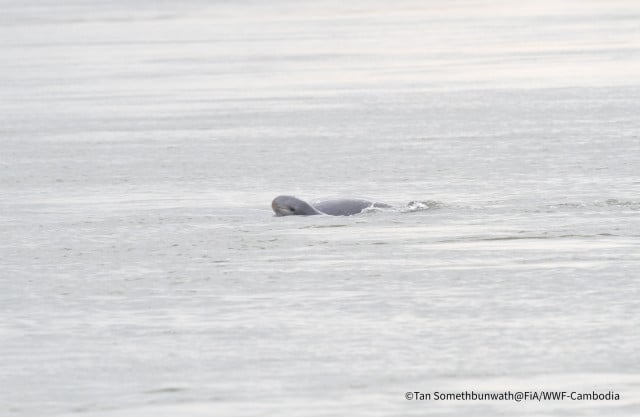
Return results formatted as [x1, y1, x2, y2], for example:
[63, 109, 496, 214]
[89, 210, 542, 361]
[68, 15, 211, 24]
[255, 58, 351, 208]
[402, 200, 444, 212]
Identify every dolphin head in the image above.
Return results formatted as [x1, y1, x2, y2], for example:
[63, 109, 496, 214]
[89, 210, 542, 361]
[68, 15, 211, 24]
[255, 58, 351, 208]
[271, 195, 321, 216]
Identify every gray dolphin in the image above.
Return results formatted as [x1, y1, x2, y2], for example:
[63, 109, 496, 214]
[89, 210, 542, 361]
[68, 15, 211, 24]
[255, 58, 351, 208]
[272, 195, 391, 216]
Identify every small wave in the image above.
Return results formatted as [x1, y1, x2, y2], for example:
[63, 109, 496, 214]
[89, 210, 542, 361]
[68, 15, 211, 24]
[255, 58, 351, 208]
[599, 199, 639, 209]
[299, 224, 348, 228]
[144, 387, 185, 394]
[548, 202, 587, 209]
[546, 199, 640, 211]
[440, 232, 622, 243]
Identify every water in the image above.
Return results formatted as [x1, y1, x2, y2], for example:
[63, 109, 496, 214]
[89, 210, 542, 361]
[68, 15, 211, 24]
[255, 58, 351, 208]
[1, 0, 640, 416]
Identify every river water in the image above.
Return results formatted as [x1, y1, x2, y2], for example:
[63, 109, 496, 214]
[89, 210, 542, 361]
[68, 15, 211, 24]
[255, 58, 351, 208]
[1, 0, 640, 416]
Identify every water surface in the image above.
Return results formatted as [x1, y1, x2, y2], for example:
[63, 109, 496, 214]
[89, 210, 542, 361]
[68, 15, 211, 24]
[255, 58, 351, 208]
[1, 0, 640, 416]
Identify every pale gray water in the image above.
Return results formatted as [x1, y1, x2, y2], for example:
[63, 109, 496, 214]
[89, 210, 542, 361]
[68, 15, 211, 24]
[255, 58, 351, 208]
[1, 0, 640, 416]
